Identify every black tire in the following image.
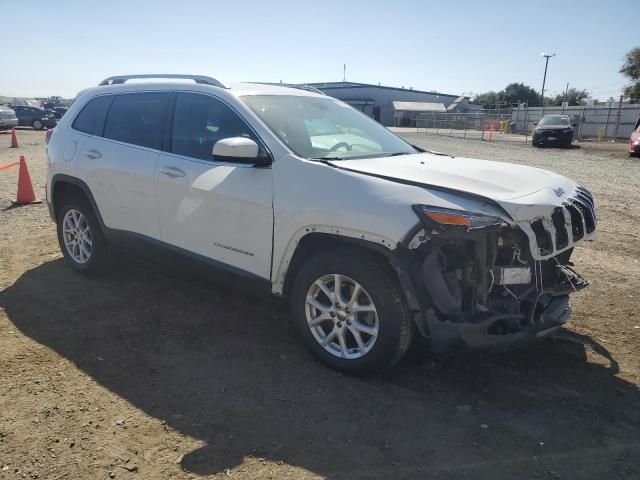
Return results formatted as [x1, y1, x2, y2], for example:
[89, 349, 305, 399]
[290, 248, 413, 376]
[56, 194, 109, 275]
[32, 120, 44, 130]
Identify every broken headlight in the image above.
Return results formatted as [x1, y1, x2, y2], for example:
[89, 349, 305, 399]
[412, 205, 505, 230]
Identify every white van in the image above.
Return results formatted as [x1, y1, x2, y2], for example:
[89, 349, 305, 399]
[46, 74, 596, 375]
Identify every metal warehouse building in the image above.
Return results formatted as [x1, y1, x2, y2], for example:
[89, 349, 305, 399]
[306, 82, 479, 127]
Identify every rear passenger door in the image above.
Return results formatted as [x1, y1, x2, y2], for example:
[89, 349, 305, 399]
[155, 92, 274, 280]
[74, 92, 170, 239]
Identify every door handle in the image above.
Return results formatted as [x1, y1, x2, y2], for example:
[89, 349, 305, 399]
[159, 166, 186, 178]
[83, 149, 102, 160]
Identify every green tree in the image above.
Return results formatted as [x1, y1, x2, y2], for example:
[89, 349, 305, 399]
[501, 83, 540, 106]
[473, 91, 500, 108]
[473, 83, 541, 107]
[620, 47, 640, 101]
[550, 88, 590, 106]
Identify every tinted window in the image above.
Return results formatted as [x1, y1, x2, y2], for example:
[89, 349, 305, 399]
[171, 93, 256, 161]
[72, 96, 113, 135]
[104, 93, 169, 149]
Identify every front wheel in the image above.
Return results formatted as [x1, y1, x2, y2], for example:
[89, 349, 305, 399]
[290, 249, 413, 375]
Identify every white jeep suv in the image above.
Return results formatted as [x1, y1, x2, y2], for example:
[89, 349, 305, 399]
[46, 74, 596, 375]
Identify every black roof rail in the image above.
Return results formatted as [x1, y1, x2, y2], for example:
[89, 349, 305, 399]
[98, 74, 229, 89]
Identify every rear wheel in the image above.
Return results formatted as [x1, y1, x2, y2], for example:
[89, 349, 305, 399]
[56, 195, 109, 275]
[290, 248, 412, 375]
[32, 120, 43, 130]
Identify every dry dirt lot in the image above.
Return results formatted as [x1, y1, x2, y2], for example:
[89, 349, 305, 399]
[1, 129, 639, 480]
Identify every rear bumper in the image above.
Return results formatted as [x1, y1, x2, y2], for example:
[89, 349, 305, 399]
[0, 118, 18, 129]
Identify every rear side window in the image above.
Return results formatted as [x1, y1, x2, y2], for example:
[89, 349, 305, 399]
[72, 96, 113, 135]
[171, 93, 256, 161]
[104, 93, 170, 149]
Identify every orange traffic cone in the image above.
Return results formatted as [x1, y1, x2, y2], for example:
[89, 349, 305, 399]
[13, 156, 41, 205]
[10, 128, 18, 148]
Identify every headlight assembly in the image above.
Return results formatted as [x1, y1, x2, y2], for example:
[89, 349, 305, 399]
[412, 205, 505, 230]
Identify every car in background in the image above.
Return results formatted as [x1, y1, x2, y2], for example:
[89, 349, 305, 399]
[630, 117, 640, 158]
[532, 114, 574, 148]
[11, 105, 57, 130]
[53, 106, 68, 119]
[0, 105, 18, 131]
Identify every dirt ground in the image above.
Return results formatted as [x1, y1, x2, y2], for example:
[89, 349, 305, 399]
[1, 128, 639, 480]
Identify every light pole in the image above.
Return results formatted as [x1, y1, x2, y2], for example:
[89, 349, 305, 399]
[540, 52, 556, 114]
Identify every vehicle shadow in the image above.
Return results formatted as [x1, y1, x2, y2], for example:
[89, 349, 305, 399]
[1, 259, 639, 479]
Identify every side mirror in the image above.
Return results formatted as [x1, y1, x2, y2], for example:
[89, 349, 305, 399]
[533, 121, 538, 126]
[212, 137, 271, 166]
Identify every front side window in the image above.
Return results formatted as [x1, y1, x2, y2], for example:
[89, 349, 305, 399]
[241, 95, 416, 160]
[171, 93, 256, 161]
[72, 95, 114, 136]
[104, 93, 170, 149]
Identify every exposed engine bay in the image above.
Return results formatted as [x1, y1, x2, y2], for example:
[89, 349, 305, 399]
[404, 217, 589, 352]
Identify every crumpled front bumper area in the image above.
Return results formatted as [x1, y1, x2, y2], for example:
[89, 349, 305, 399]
[425, 294, 571, 352]
[404, 218, 589, 353]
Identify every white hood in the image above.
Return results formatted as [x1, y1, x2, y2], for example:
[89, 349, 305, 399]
[329, 153, 577, 203]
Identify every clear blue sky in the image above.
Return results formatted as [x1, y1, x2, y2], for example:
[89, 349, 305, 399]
[2, 0, 637, 100]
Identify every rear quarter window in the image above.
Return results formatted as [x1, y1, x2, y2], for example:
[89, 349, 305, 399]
[72, 95, 114, 136]
[104, 93, 170, 150]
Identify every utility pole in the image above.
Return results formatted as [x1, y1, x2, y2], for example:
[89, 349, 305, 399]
[564, 82, 569, 103]
[540, 52, 556, 115]
[343, 64, 346, 82]
[613, 94, 624, 140]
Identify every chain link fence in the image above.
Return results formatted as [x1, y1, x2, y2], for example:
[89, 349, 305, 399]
[397, 102, 640, 145]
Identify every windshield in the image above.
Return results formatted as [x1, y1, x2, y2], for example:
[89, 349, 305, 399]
[241, 95, 416, 160]
[539, 115, 570, 126]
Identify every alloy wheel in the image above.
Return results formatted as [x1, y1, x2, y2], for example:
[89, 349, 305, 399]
[305, 274, 379, 359]
[62, 209, 93, 264]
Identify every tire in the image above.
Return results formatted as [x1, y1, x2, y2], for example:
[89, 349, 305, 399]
[290, 248, 413, 376]
[32, 120, 43, 130]
[56, 194, 109, 275]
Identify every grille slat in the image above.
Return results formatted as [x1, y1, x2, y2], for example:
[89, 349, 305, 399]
[551, 207, 569, 249]
[527, 188, 596, 257]
[565, 203, 585, 241]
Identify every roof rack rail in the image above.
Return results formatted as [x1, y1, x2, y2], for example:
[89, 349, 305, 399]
[98, 74, 229, 89]
[249, 82, 326, 95]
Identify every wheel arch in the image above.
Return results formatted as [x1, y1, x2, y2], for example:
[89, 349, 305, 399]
[279, 231, 421, 314]
[50, 174, 104, 228]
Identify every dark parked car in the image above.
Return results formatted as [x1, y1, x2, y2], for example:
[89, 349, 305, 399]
[629, 117, 640, 158]
[532, 114, 574, 148]
[53, 106, 68, 119]
[11, 105, 57, 130]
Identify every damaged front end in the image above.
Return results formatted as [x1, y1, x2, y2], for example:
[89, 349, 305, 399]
[403, 199, 593, 353]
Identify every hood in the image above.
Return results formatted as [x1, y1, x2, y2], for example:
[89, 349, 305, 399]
[537, 124, 572, 130]
[328, 152, 578, 209]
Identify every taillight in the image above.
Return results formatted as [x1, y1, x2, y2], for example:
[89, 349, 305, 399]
[45, 128, 53, 144]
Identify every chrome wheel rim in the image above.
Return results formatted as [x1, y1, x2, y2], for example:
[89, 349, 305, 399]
[305, 274, 379, 359]
[62, 209, 92, 264]
[33, 120, 42, 129]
